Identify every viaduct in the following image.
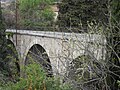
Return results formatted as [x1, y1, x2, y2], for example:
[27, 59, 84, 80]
[6, 29, 106, 77]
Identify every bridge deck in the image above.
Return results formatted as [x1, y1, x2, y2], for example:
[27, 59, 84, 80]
[6, 29, 105, 44]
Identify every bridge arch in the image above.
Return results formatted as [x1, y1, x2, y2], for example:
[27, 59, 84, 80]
[6, 39, 20, 79]
[25, 44, 53, 76]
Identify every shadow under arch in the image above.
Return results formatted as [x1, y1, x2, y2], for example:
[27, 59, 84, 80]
[25, 44, 53, 77]
[6, 39, 20, 81]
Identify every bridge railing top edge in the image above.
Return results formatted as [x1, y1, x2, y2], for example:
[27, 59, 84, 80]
[6, 29, 106, 44]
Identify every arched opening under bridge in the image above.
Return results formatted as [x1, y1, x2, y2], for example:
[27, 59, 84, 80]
[25, 44, 53, 77]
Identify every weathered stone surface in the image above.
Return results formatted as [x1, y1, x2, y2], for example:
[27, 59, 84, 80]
[6, 29, 106, 77]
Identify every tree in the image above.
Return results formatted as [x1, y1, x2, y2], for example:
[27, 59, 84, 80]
[107, 0, 120, 89]
[18, 0, 56, 30]
[2, 0, 57, 30]
[0, 2, 19, 83]
[0, 1, 10, 84]
[2, 1, 16, 29]
[0, 0, 7, 72]
[57, 0, 119, 89]
[57, 0, 108, 32]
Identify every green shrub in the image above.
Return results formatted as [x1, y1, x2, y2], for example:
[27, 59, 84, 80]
[2, 62, 72, 90]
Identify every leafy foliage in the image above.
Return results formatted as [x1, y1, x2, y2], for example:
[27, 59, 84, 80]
[111, 0, 120, 24]
[57, 0, 108, 32]
[19, 0, 56, 10]
[0, 0, 120, 90]
[1, 63, 72, 90]
[107, 0, 120, 89]
[0, 1, 8, 82]
[18, 0, 56, 29]
[1, 1, 16, 29]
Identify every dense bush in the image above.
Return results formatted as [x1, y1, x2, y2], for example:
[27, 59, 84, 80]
[57, 0, 108, 32]
[1, 62, 72, 90]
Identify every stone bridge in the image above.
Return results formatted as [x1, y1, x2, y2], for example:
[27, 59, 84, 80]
[6, 29, 106, 77]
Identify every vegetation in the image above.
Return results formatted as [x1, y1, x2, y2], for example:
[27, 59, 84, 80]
[0, 1, 8, 85]
[57, 0, 108, 32]
[2, 0, 57, 30]
[0, 0, 120, 90]
[107, 0, 120, 89]
[57, 0, 120, 89]
[1, 63, 72, 90]
[18, 0, 56, 30]
[0, 2, 19, 85]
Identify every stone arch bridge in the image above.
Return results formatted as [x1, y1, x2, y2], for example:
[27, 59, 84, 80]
[6, 29, 106, 77]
